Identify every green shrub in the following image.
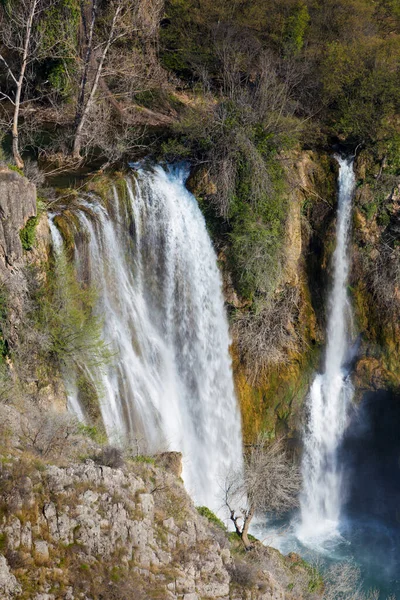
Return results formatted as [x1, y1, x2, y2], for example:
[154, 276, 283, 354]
[377, 210, 391, 227]
[386, 133, 400, 175]
[132, 455, 155, 464]
[29, 255, 111, 372]
[284, 3, 310, 55]
[7, 164, 24, 176]
[196, 506, 227, 530]
[20, 216, 39, 251]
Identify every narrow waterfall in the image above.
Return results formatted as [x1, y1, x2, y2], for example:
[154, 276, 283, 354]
[298, 156, 356, 542]
[50, 165, 243, 511]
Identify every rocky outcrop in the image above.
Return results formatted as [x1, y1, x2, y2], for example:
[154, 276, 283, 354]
[0, 167, 36, 269]
[0, 555, 21, 597]
[350, 150, 400, 393]
[0, 167, 65, 410]
[0, 454, 322, 600]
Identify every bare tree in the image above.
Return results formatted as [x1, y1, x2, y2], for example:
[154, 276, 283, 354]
[233, 285, 303, 385]
[72, 0, 136, 159]
[0, 0, 65, 168]
[0, 0, 41, 168]
[223, 435, 301, 549]
[19, 407, 80, 459]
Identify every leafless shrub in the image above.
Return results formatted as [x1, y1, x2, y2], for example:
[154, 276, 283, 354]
[223, 435, 301, 548]
[75, 100, 147, 167]
[233, 285, 303, 385]
[19, 407, 79, 459]
[199, 26, 302, 219]
[94, 445, 124, 469]
[227, 558, 258, 588]
[20, 158, 45, 186]
[5, 549, 27, 569]
[323, 562, 363, 600]
[368, 239, 400, 320]
[0, 0, 64, 168]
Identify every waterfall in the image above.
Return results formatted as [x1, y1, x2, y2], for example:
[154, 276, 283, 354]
[298, 156, 356, 543]
[50, 165, 243, 511]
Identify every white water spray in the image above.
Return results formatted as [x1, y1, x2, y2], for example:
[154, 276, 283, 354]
[50, 166, 243, 511]
[298, 156, 356, 543]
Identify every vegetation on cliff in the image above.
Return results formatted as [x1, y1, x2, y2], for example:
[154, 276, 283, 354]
[1, 0, 399, 432]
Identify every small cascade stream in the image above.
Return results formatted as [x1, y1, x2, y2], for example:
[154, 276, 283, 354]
[50, 165, 243, 511]
[298, 156, 356, 543]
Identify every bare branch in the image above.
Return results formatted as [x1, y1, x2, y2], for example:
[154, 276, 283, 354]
[223, 435, 301, 548]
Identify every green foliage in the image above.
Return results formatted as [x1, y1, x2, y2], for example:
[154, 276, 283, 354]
[320, 36, 400, 142]
[161, 94, 292, 304]
[386, 133, 400, 174]
[20, 216, 39, 251]
[38, 0, 80, 68]
[284, 3, 310, 55]
[306, 564, 324, 593]
[77, 423, 106, 444]
[76, 369, 102, 422]
[19, 197, 45, 252]
[196, 506, 227, 530]
[160, 138, 192, 161]
[377, 210, 391, 227]
[228, 531, 258, 545]
[46, 60, 76, 100]
[30, 254, 111, 372]
[132, 455, 155, 464]
[7, 164, 24, 176]
[228, 151, 288, 300]
[160, 0, 215, 78]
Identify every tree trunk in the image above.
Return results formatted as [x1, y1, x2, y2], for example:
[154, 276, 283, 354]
[12, 86, 24, 170]
[72, 2, 122, 159]
[75, 0, 97, 129]
[12, 0, 39, 170]
[240, 506, 255, 549]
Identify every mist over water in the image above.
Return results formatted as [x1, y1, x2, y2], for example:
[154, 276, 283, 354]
[299, 156, 356, 543]
[50, 165, 243, 511]
[254, 390, 400, 597]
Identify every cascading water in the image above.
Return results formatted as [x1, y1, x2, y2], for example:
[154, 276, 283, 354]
[50, 165, 243, 511]
[250, 157, 399, 596]
[298, 156, 356, 543]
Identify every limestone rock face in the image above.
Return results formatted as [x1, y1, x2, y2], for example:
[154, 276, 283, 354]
[0, 457, 321, 600]
[0, 167, 65, 410]
[0, 168, 38, 353]
[0, 555, 21, 597]
[156, 451, 183, 477]
[0, 168, 36, 268]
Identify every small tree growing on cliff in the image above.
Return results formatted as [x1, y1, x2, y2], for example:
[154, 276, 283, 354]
[0, 0, 65, 169]
[223, 435, 301, 549]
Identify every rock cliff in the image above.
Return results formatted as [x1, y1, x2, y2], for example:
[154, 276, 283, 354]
[0, 167, 36, 269]
[0, 446, 322, 600]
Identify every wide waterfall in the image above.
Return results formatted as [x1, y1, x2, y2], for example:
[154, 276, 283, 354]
[50, 165, 243, 511]
[298, 156, 356, 543]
